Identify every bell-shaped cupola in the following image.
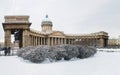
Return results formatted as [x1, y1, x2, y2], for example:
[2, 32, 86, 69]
[41, 15, 53, 34]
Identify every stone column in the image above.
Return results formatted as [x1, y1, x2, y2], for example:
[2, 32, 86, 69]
[67, 39, 69, 44]
[38, 37, 40, 45]
[31, 36, 33, 46]
[71, 39, 73, 44]
[66, 39, 67, 44]
[95, 38, 97, 47]
[99, 38, 105, 48]
[47, 37, 50, 45]
[63, 38, 64, 44]
[55, 38, 56, 45]
[37, 37, 39, 45]
[5, 30, 11, 47]
[42, 37, 44, 45]
[69, 39, 71, 44]
[59, 38, 61, 45]
[22, 30, 30, 47]
[42, 38, 44, 45]
[51, 37, 53, 46]
[40, 37, 42, 45]
[29, 36, 32, 46]
[93, 38, 96, 47]
[68, 39, 70, 44]
[73, 39, 75, 44]
[30, 35, 33, 46]
[32, 36, 34, 46]
[44, 38, 46, 45]
[60, 38, 62, 44]
[36, 37, 38, 46]
[50, 37, 51, 45]
[70, 39, 72, 44]
[86, 39, 89, 46]
[96, 38, 99, 47]
[64, 38, 66, 44]
[61, 38, 63, 44]
[89, 38, 92, 46]
[72, 39, 74, 44]
[56, 38, 58, 45]
[35, 37, 36, 46]
[53, 37, 55, 46]
[58, 38, 60, 45]
[35, 37, 37, 46]
[41, 37, 44, 45]
[105, 38, 108, 47]
[34, 36, 35, 46]
[39, 37, 41, 45]
[30, 36, 32, 46]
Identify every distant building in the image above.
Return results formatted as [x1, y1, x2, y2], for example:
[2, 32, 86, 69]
[2, 15, 109, 48]
[108, 38, 120, 48]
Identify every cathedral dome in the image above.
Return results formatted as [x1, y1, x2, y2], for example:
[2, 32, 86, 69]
[41, 15, 53, 34]
[41, 15, 52, 25]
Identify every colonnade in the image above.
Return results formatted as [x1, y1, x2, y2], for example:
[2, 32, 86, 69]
[29, 35, 75, 46]
[74, 37, 108, 47]
[76, 38, 100, 47]
[3, 29, 107, 48]
[29, 34, 108, 47]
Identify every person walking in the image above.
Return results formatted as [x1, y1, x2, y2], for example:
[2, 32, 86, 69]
[4, 47, 8, 56]
[8, 47, 11, 56]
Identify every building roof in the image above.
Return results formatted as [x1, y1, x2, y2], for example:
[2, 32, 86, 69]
[4, 15, 29, 23]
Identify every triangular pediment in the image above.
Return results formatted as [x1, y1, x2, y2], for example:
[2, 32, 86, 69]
[51, 31, 65, 36]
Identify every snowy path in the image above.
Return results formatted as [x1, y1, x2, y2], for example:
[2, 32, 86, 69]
[0, 52, 120, 75]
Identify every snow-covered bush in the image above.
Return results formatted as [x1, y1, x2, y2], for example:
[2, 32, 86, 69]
[76, 45, 97, 59]
[17, 45, 97, 63]
[24, 45, 53, 63]
[17, 46, 35, 57]
[55, 45, 79, 60]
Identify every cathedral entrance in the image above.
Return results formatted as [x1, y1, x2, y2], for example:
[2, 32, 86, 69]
[11, 29, 23, 48]
[2, 16, 31, 48]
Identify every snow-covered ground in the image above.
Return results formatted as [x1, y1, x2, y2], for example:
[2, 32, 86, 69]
[97, 48, 120, 52]
[0, 49, 120, 75]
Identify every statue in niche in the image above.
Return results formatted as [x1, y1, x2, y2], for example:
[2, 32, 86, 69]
[14, 30, 20, 41]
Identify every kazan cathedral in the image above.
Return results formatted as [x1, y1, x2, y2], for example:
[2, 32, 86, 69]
[2, 15, 108, 48]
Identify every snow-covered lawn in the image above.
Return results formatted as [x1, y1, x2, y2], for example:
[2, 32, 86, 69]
[0, 50, 120, 75]
[97, 48, 120, 52]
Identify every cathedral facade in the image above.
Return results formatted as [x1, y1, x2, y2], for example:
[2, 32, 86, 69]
[2, 15, 108, 48]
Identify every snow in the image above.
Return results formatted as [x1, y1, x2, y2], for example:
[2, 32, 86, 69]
[97, 48, 120, 52]
[0, 49, 120, 75]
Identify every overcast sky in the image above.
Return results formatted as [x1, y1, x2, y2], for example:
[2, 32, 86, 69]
[0, 0, 120, 42]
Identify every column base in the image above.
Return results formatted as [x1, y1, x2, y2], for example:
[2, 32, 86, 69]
[13, 40, 20, 50]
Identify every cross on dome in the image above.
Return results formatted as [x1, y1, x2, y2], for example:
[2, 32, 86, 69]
[41, 14, 52, 25]
[46, 14, 48, 18]
[42, 14, 52, 22]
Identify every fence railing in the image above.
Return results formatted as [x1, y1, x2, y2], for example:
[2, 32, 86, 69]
[0, 50, 17, 56]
